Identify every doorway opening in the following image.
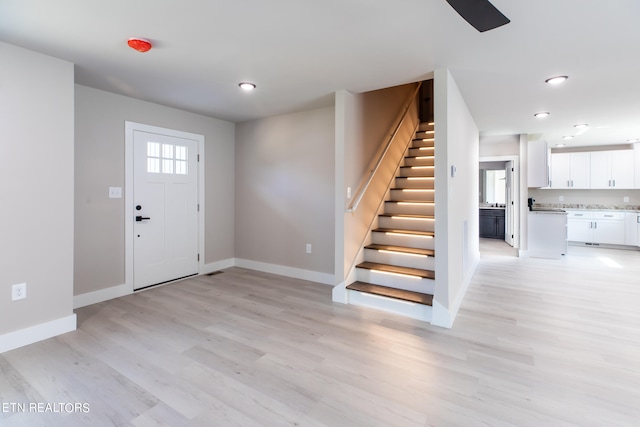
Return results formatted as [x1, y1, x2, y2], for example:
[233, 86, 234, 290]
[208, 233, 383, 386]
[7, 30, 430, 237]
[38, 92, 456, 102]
[479, 157, 519, 250]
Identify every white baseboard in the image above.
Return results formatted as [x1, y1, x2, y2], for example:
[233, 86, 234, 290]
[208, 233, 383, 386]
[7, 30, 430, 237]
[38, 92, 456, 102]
[0, 314, 77, 354]
[235, 258, 335, 285]
[201, 258, 235, 275]
[74, 283, 131, 309]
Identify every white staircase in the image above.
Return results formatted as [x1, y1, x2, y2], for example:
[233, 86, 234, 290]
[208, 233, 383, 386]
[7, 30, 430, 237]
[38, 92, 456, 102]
[346, 122, 436, 321]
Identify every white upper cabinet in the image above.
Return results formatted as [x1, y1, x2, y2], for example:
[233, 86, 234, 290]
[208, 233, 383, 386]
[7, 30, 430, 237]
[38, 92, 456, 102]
[550, 152, 590, 189]
[590, 150, 635, 189]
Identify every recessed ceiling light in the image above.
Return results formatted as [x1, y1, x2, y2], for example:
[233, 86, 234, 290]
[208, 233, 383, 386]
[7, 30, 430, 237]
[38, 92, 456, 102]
[239, 82, 256, 91]
[534, 112, 550, 118]
[562, 136, 574, 140]
[574, 123, 589, 129]
[556, 143, 567, 147]
[545, 75, 569, 85]
[627, 139, 640, 143]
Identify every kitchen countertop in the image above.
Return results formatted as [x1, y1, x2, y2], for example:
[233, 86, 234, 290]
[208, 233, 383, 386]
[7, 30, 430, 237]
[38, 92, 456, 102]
[534, 203, 640, 212]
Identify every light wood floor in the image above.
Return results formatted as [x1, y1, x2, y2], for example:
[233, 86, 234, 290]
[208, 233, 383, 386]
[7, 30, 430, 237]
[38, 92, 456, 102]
[1, 241, 639, 426]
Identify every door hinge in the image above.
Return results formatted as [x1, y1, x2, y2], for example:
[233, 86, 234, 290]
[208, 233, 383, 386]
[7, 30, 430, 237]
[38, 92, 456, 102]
[197, 253, 200, 262]
[197, 203, 200, 212]
[197, 154, 200, 162]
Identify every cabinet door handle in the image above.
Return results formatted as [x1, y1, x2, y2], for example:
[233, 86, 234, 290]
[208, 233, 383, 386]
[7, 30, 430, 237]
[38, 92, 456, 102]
[567, 180, 570, 187]
[613, 179, 616, 187]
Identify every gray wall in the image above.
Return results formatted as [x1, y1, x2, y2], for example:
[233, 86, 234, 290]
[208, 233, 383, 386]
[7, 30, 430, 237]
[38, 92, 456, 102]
[337, 84, 420, 281]
[75, 85, 235, 296]
[0, 43, 75, 335]
[235, 107, 335, 275]
[344, 84, 418, 202]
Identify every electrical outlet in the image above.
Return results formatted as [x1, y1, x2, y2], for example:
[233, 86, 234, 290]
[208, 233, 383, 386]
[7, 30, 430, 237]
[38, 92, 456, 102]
[306, 244, 312, 254]
[559, 196, 564, 202]
[624, 196, 630, 203]
[347, 187, 352, 199]
[12, 283, 26, 301]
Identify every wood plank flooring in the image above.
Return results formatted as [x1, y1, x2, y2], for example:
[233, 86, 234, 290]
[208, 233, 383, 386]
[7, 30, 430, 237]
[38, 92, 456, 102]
[1, 240, 639, 426]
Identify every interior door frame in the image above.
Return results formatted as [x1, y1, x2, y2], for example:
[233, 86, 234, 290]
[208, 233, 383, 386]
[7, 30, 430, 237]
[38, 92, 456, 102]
[479, 155, 520, 249]
[125, 121, 205, 292]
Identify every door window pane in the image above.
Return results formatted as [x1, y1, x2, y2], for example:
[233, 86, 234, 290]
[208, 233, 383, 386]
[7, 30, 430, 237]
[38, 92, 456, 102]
[147, 142, 160, 173]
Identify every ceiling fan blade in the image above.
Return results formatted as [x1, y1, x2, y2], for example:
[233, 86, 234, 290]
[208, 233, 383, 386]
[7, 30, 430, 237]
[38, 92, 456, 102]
[446, 0, 510, 32]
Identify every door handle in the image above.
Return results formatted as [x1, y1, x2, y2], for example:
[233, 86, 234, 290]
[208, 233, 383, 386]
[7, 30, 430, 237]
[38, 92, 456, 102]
[135, 216, 151, 222]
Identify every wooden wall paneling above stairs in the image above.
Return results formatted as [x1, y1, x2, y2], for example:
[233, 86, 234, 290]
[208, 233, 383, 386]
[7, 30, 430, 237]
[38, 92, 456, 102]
[347, 122, 436, 320]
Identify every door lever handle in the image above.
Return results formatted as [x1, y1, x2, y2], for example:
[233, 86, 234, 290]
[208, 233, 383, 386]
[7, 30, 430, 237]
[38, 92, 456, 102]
[135, 216, 151, 222]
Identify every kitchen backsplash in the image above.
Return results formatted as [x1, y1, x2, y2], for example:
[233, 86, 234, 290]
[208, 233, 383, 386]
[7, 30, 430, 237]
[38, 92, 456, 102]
[528, 189, 640, 210]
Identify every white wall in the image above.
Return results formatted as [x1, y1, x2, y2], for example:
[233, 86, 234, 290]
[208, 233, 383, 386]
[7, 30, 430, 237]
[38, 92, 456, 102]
[74, 85, 235, 297]
[479, 134, 519, 157]
[433, 69, 480, 327]
[0, 43, 75, 349]
[235, 107, 336, 281]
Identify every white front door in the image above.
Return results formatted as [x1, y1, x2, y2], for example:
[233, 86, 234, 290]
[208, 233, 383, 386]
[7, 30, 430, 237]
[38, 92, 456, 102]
[133, 129, 199, 290]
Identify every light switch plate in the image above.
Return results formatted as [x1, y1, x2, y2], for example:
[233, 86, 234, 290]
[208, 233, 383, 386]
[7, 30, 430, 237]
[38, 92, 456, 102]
[109, 187, 122, 198]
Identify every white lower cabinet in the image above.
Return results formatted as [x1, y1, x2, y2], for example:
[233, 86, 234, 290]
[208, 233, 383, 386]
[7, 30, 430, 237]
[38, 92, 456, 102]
[566, 211, 627, 245]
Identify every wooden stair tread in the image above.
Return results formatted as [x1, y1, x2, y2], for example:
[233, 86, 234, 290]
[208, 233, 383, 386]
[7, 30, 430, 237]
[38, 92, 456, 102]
[356, 261, 435, 279]
[365, 243, 435, 257]
[379, 213, 434, 220]
[373, 228, 434, 237]
[346, 282, 433, 306]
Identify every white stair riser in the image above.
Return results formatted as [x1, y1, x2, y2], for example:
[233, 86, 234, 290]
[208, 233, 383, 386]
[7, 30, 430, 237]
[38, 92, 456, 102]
[400, 167, 435, 177]
[347, 290, 433, 322]
[365, 249, 435, 270]
[395, 177, 435, 189]
[372, 232, 435, 250]
[356, 268, 435, 294]
[378, 216, 434, 232]
[389, 189, 434, 202]
[418, 123, 434, 131]
[384, 202, 435, 216]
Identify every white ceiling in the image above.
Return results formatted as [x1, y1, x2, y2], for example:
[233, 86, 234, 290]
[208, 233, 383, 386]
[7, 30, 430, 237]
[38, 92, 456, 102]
[2, 0, 640, 147]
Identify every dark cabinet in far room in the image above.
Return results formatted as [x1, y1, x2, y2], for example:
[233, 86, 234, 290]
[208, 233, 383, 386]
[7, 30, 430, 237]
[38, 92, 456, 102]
[479, 208, 505, 239]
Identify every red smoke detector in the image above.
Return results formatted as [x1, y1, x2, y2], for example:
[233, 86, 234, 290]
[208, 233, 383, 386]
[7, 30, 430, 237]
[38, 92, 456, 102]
[127, 38, 152, 53]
